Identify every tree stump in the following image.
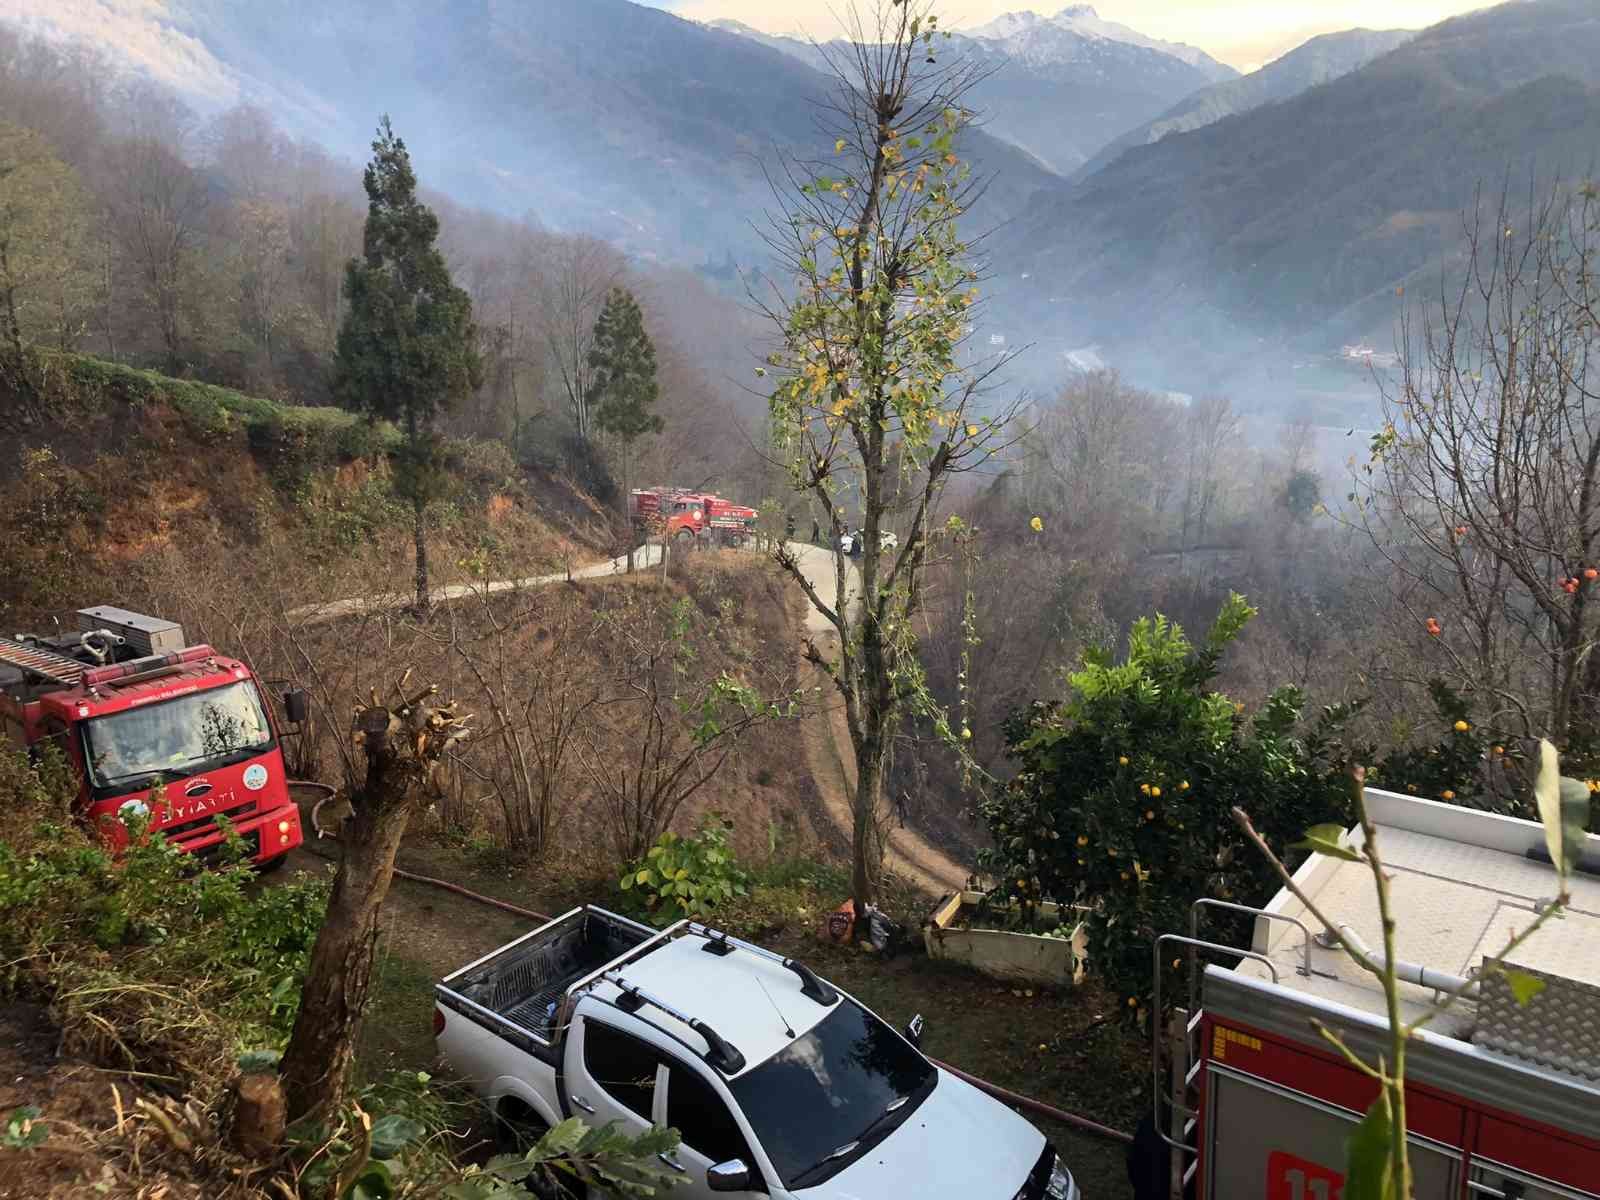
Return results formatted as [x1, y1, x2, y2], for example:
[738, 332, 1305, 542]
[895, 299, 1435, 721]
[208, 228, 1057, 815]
[234, 1072, 286, 1158]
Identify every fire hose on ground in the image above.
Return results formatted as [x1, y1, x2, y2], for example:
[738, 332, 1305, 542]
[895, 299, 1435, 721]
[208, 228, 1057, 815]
[286, 780, 1134, 1148]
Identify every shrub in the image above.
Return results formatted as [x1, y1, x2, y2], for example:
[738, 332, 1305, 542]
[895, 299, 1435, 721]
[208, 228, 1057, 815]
[0, 751, 329, 1077]
[978, 595, 1357, 1014]
[618, 816, 750, 925]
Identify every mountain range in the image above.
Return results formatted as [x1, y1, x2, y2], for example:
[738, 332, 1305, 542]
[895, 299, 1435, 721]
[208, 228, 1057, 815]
[8, 0, 1059, 263]
[1074, 27, 1415, 181]
[989, 0, 1600, 380]
[709, 5, 1237, 176]
[9, 0, 1600, 414]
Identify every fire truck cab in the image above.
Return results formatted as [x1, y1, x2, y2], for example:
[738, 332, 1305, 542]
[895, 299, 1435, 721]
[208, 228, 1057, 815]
[1155, 788, 1600, 1200]
[0, 606, 304, 868]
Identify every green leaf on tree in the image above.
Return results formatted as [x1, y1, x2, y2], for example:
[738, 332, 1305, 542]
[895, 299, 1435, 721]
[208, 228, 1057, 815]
[1534, 739, 1587, 878]
[1290, 823, 1362, 862]
[535, 1116, 590, 1158]
[1343, 1094, 1394, 1200]
[1505, 968, 1547, 1007]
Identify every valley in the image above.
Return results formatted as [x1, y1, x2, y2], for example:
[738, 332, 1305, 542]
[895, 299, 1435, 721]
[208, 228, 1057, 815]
[2, 2, 1599, 1199]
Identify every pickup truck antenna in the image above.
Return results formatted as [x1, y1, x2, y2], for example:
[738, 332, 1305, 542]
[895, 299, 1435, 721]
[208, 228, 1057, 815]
[689, 923, 839, 1006]
[603, 972, 747, 1075]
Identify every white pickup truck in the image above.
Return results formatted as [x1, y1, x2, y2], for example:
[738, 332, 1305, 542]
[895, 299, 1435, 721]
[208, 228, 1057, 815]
[434, 906, 1080, 1199]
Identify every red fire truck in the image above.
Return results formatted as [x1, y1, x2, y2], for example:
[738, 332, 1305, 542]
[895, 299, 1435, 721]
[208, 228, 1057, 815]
[630, 487, 758, 548]
[0, 605, 305, 869]
[1147, 787, 1600, 1199]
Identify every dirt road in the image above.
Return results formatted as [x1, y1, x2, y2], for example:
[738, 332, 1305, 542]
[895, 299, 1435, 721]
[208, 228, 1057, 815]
[781, 542, 970, 895]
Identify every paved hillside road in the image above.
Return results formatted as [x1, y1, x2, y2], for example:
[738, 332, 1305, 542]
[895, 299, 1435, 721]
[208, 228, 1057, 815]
[286, 542, 666, 625]
[780, 539, 860, 633]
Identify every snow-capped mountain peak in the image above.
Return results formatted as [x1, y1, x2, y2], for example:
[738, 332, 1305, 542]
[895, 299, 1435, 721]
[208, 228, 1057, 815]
[965, 6, 1233, 81]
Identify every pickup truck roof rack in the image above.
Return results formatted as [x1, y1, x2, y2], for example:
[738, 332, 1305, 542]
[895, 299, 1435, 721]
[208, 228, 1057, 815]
[688, 922, 839, 1006]
[603, 971, 747, 1075]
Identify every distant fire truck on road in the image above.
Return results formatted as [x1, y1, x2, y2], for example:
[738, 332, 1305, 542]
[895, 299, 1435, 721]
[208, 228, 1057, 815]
[629, 486, 758, 549]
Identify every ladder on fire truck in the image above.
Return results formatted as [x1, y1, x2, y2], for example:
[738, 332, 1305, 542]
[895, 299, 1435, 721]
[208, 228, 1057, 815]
[0, 636, 87, 687]
[1149, 899, 1326, 1199]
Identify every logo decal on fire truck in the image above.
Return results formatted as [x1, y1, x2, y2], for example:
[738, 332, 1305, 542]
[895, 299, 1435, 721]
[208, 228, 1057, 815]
[242, 764, 268, 791]
[1213, 1025, 1262, 1060]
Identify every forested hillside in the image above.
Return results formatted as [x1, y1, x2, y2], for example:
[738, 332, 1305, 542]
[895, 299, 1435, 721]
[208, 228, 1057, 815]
[1075, 27, 1414, 180]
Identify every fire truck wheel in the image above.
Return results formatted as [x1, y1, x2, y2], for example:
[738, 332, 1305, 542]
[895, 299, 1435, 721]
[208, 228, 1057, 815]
[674, 530, 694, 546]
[254, 852, 289, 875]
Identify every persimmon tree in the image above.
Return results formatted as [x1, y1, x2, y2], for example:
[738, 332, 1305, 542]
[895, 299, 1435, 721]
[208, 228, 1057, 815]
[757, 0, 1018, 922]
[1355, 181, 1600, 747]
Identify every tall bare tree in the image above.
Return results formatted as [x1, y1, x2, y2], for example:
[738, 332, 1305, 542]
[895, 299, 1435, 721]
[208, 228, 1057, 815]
[1181, 394, 1241, 550]
[0, 120, 95, 369]
[1357, 180, 1600, 742]
[105, 134, 209, 368]
[541, 234, 623, 445]
[758, 0, 1018, 921]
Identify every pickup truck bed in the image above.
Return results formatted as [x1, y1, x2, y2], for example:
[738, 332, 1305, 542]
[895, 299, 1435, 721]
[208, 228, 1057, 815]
[446, 906, 654, 1042]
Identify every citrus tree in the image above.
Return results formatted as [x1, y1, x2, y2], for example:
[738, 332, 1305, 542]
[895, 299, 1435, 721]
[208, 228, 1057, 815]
[979, 595, 1357, 1009]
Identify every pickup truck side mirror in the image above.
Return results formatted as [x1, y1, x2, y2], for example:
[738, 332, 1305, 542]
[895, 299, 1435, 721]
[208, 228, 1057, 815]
[904, 1013, 925, 1048]
[707, 1160, 751, 1192]
[282, 688, 310, 725]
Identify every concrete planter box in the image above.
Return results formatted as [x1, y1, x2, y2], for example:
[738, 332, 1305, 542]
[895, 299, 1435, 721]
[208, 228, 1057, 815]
[923, 890, 1086, 988]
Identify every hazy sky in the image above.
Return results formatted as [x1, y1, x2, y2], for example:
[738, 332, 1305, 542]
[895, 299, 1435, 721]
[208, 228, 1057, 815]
[650, 1, 1494, 69]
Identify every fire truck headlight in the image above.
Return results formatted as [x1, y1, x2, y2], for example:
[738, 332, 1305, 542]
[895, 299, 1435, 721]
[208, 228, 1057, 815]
[277, 821, 291, 834]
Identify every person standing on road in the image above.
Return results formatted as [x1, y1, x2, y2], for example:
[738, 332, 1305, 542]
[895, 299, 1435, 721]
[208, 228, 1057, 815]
[811, 518, 820, 545]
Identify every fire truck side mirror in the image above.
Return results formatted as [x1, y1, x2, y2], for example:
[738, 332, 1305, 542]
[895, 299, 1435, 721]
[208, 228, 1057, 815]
[283, 688, 310, 725]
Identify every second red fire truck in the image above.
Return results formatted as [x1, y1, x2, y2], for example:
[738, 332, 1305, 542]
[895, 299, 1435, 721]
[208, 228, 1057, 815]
[629, 487, 758, 549]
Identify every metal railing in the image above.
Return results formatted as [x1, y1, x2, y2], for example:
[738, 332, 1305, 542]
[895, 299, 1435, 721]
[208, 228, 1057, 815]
[1150, 933, 1280, 1156]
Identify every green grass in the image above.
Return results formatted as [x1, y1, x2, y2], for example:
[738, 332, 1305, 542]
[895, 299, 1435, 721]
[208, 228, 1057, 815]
[356, 945, 438, 1086]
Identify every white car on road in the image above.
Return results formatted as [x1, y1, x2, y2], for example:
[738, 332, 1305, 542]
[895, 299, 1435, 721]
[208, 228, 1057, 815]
[435, 907, 1079, 1199]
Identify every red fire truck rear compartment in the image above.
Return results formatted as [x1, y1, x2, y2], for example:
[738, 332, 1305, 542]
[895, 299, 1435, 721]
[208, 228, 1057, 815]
[1163, 789, 1600, 1200]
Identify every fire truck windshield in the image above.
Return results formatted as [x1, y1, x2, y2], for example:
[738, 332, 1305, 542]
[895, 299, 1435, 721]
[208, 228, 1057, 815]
[82, 681, 273, 789]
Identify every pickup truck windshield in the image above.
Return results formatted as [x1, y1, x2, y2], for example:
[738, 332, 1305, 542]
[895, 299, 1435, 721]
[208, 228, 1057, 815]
[83, 681, 273, 789]
[728, 999, 935, 1189]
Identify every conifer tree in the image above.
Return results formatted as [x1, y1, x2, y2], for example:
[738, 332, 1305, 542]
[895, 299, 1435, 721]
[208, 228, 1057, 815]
[589, 286, 662, 570]
[334, 117, 480, 612]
